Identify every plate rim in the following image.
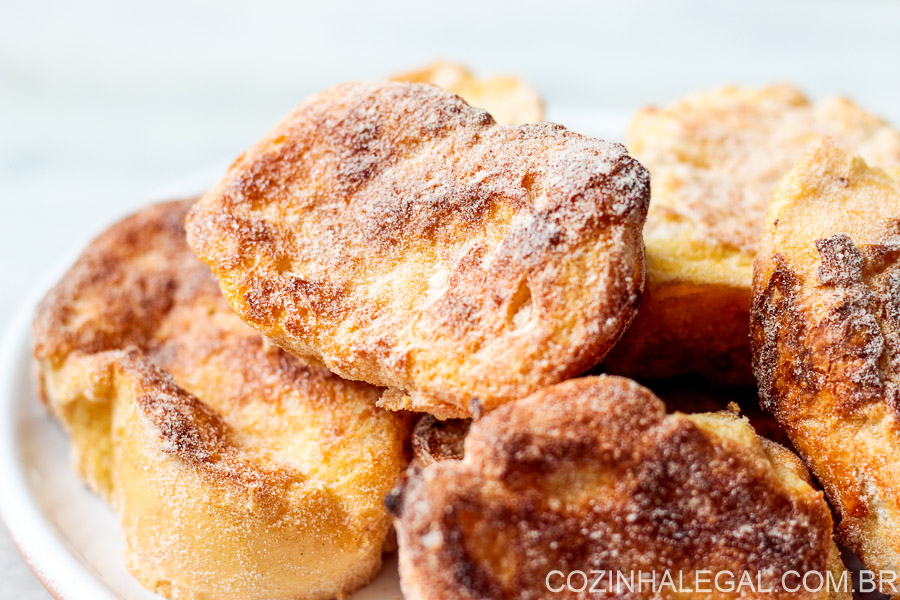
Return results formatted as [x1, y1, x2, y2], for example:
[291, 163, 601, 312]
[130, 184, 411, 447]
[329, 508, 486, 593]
[0, 167, 223, 600]
[0, 274, 121, 600]
[0, 228, 406, 600]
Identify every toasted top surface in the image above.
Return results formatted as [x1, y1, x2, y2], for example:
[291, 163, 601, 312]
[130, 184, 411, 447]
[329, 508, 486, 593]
[389, 61, 544, 125]
[632, 85, 900, 288]
[752, 141, 900, 570]
[754, 141, 900, 411]
[34, 199, 404, 496]
[389, 376, 845, 600]
[188, 82, 649, 417]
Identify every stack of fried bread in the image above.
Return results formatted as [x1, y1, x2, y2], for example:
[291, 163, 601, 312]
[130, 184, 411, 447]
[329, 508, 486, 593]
[604, 85, 900, 384]
[33, 65, 900, 599]
[33, 200, 409, 600]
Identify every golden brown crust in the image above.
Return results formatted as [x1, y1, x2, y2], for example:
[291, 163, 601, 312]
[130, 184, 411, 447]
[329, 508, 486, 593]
[607, 85, 900, 384]
[389, 61, 544, 125]
[751, 140, 900, 580]
[604, 281, 752, 384]
[33, 200, 408, 600]
[388, 375, 848, 600]
[187, 82, 650, 418]
[34, 199, 214, 363]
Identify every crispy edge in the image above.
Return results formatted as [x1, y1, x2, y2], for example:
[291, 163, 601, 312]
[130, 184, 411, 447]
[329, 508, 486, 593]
[388, 376, 847, 600]
[187, 82, 649, 417]
[751, 139, 900, 579]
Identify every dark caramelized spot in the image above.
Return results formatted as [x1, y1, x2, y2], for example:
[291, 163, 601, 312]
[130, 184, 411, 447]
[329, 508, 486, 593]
[393, 377, 838, 600]
[411, 415, 470, 466]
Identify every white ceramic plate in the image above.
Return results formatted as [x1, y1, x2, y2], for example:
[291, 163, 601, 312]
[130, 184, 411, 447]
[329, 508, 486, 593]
[0, 110, 626, 600]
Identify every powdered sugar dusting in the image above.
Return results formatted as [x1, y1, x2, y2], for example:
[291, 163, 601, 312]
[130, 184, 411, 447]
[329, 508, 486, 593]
[32, 199, 408, 599]
[390, 377, 840, 600]
[750, 143, 900, 579]
[634, 86, 900, 255]
[188, 82, 650, 417]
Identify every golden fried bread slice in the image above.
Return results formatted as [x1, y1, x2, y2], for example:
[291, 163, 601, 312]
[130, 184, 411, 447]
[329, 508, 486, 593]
[33, 200, 408, 600]
[752, 141, 900, 579]
[606, 85, 900, 385]
[388, 376, 848, 600]
[389, 61, 544, 125]
[187, 82, 650, 418]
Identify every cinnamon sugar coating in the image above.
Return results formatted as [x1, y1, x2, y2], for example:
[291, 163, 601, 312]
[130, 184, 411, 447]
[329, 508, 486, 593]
[606, 85, 900, 385]
[188, 82, 649, 417]
[388, 376, 847, 600]
[33, 199, 408, 600]
[752, 141, 900, 581]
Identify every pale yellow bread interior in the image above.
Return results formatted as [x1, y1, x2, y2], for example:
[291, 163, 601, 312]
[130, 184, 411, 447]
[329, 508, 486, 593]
[606, 85, 900, 383]
[33, 199, 409, 600]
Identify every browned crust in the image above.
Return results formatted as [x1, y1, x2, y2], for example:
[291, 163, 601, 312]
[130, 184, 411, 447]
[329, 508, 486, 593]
[34, 200, 395, 463]
[604, 281, 753, 385]
[609, 85, 900, 385]
[32, 199, 408, 600]
[89, 347, 300, 494]
[389, 375, 847, 600]
[187, 82, 649, 417]
[640, 376, 793, 449]
[751, 140, 900, 580]
[34, 200, 212, 364]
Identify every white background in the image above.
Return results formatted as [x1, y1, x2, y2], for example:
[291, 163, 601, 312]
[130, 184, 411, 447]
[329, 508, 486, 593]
[2, 1, 899, 597]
